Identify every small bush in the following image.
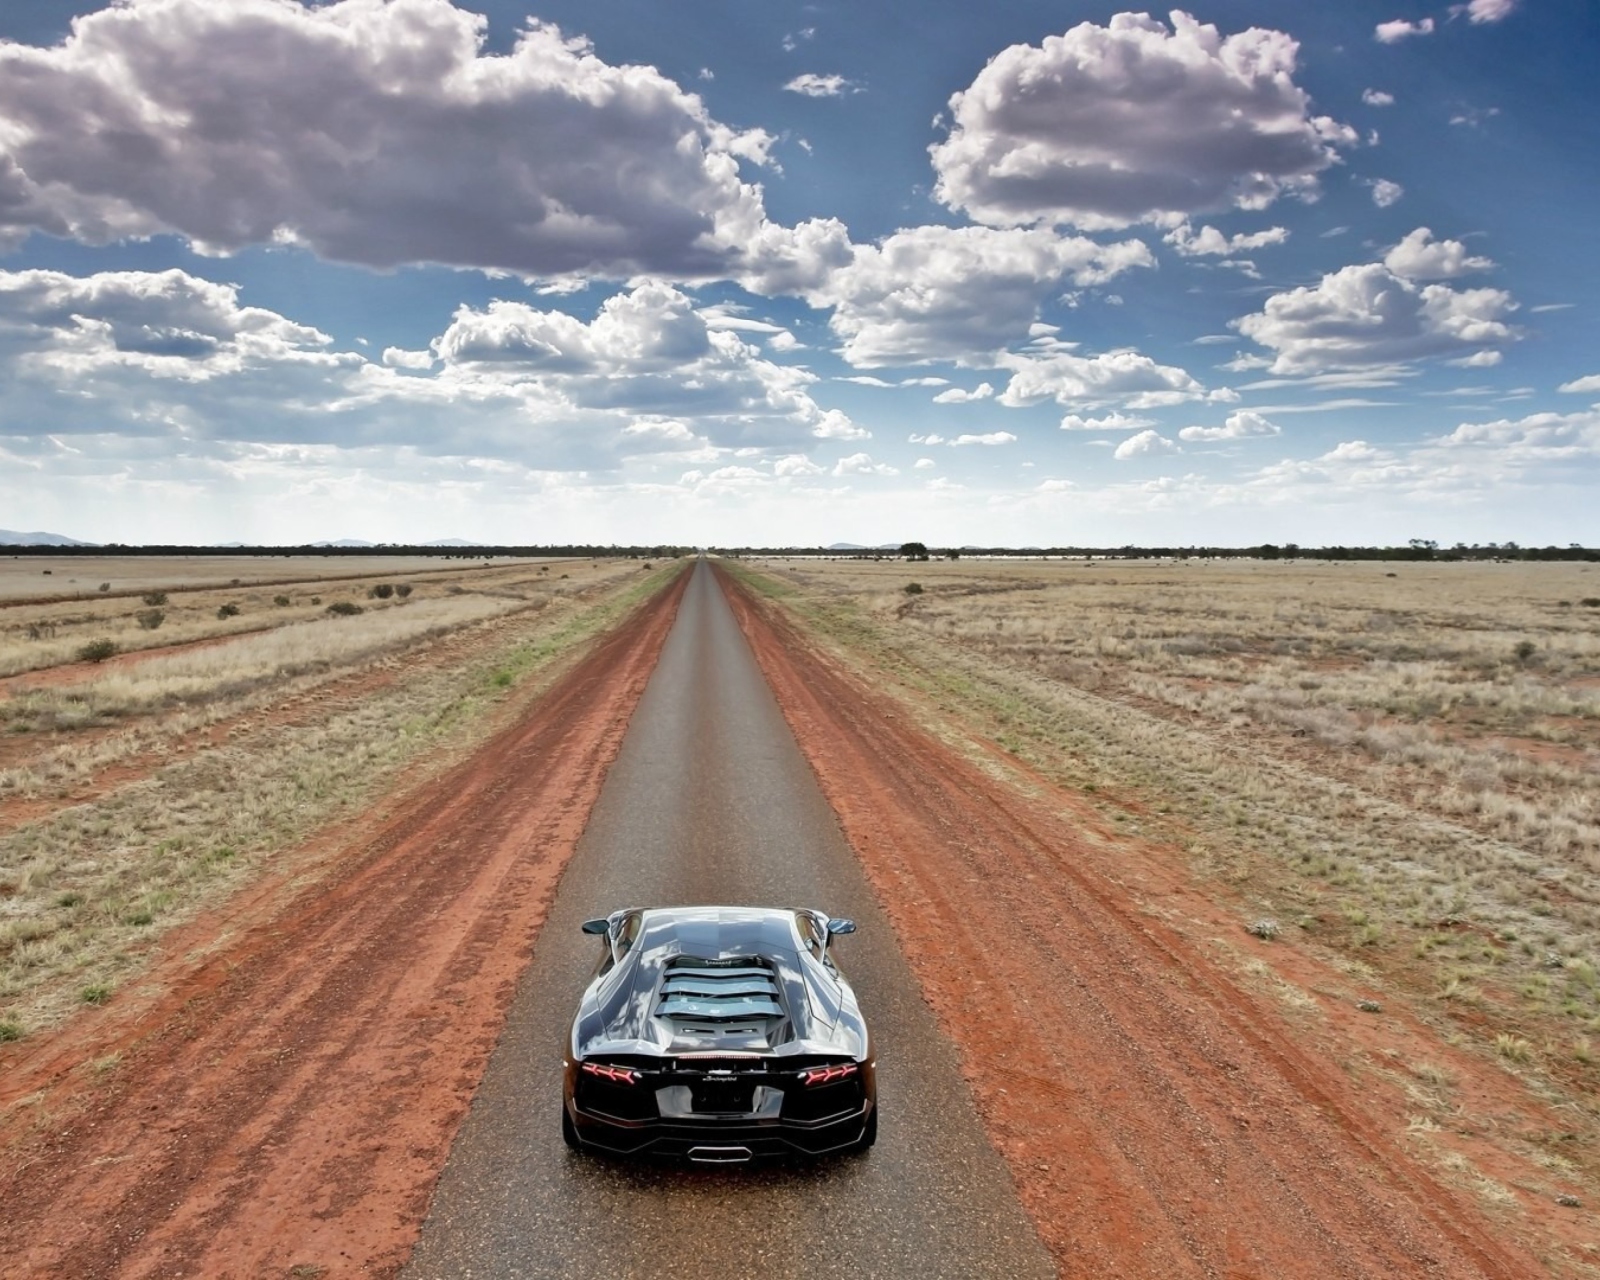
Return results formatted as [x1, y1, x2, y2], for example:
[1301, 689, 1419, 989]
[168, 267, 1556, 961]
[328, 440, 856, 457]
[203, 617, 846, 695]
[98, 582, 110, 592]
[310, 595, 322, 605]
[76, 638, 118, 663]
[1513, 639, 1537, 664]
[395, 584, 412, 598]
[1495, 1032, 1533, 1063]
[26, 622, 57, 641]
[904, 582, 924, 595]
[1246, 918, 1281, 940]
[56, 892, 85, 908]
[217, 603, 241, 619]
[369, 583, 395, 599]
[273, 594, 291, 607]
[0, 1021, 21, 1043]
[80, 984, 111, 1006]
[1581, 597, 1600, 608]
[326, 600, 363, 617]
[136, 608, 165, 630]
[141, 591, 168, 606]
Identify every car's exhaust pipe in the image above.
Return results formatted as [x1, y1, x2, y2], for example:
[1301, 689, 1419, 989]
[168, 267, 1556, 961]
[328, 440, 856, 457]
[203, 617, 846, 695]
[687, 1145, 753, 1164]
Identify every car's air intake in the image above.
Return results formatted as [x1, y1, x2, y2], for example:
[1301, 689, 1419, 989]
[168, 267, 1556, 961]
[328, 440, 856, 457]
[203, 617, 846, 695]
[657, 958, 784, 1022]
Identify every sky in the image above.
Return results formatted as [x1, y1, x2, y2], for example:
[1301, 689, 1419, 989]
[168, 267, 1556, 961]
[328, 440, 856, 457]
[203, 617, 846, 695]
[0, 0, 1595, 548]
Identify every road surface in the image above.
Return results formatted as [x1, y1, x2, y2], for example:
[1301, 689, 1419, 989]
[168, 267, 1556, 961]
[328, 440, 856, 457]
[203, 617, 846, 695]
[406, 560, 1053, 1278]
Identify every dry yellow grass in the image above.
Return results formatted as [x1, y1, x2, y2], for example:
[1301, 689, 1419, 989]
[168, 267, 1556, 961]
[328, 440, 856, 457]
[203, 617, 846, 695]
[732, 555, 1600, 1041]
[0, 556, 677, 1037]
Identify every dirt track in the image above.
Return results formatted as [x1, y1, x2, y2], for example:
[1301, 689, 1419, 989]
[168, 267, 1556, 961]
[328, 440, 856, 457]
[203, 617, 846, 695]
[0, 568, 688, 1278]
[0, 559, 1553, 1277]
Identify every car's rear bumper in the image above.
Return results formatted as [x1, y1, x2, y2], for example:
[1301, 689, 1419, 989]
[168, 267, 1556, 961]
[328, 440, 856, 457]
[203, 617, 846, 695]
[566, 1097, 874, 1161]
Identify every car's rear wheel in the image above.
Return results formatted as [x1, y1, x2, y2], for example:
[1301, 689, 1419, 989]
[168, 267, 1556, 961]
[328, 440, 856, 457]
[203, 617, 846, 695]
[854, 1105, 877, 1152]
[561, 1103, 580, 1151]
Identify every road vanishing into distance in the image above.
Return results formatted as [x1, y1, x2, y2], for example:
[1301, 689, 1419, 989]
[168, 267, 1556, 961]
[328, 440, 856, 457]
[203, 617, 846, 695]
[405, 560, 1054, 1277]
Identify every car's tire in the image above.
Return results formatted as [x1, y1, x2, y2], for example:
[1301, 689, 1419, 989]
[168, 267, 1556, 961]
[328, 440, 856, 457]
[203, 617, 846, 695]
[854, 1105, 877, 1152]
[561, 1103, 581, 1152]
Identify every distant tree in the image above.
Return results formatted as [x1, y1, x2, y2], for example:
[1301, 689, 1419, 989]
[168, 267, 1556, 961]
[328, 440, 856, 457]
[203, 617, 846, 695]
[76, 638, 117, 663]
[944, 549, 961, 561]
[900, 541, 930, 561]
[136, 609, 165, 630]
[217, 603, 240, 619]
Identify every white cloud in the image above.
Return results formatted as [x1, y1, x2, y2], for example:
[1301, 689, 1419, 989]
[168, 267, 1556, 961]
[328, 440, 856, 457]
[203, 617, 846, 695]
[1165, 223, 1290, 257]
[1446, 350, 1503, 368]
[930, 11, 1356, 231]
[1368, 179, 1406, 207]
[784, 74, 857, 97]
[773, 453, 824, 477]
[0, 0, 776, 279]
[1178, 410, 1281, 441]
[998, 348, 1221, 410]
[1452, 0, 1517, 23]
[811, 408, 870, 440]
[1362, 89, 1396, 107]
[782, 28, 816, 52]
[913, 457, 936, 469]
[932, 382, 994, 404]
[1558, 375, 1600, 394]
[1113, 429, 1179, 460]
[908, 433, 948, 445]
[1383, 228, 1494, 280]
[788, 224, 1153, 366]
[1059, 411, 1156, 432]
[382, 347, 435, 370]
[951, 432, 1017, 447]
[832, 452, 898, 476]
[1450, 105, 1502, 128]
[1234, 262, 1518, 374]
[1375, 18, 1435, 42]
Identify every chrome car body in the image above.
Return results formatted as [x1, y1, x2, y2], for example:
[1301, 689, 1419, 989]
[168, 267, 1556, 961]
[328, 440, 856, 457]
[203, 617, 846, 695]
[562, 905, 876, 1163]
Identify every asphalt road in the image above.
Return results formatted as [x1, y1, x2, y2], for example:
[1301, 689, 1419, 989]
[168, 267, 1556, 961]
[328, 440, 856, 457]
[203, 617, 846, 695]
[405, 560, 1053, 1278]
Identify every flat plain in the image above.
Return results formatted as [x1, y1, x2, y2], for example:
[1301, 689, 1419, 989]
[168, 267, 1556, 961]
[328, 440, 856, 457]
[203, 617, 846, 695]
[733, 554, 1600, 1262]
[0, 554, 670, 1039]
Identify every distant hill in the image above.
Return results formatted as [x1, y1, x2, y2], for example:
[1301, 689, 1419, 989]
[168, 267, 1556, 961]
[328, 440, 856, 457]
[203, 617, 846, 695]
[310, 539, 378, 548]
[0, 529, 93, 546]
[424, 538, 484, 547]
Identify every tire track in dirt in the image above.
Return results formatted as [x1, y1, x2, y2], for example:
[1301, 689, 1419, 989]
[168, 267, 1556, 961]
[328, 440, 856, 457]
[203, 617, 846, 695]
[0, 567, 689, 1280]
[720, 564, 1537, 1279]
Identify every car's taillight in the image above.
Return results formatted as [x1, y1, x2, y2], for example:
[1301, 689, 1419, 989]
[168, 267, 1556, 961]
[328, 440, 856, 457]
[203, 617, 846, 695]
[581, 1061, 641, 1085]
[800, 1062, 858, 1087]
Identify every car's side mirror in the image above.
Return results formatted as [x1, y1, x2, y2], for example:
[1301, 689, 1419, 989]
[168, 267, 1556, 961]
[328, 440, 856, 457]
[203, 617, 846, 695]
[580, 918, 609, 935]
[826, 918, 857, 937]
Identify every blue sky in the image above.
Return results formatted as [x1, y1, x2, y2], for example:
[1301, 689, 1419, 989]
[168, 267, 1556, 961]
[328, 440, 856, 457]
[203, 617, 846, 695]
[0, 0, 1595, 547]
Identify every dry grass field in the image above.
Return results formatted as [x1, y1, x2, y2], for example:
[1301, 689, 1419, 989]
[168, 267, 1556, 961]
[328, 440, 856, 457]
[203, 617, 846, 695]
[731, 555, 1600, 1203]
[0, 555, 677, 1039]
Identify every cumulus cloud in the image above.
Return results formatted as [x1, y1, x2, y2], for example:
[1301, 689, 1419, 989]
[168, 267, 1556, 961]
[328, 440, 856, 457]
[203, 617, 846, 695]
[1559, 374, 1600, 394]
[1367, 179, 1406, 207]
[914, 457, 936, 469]
[1383, 228, 1494, 280]
[1362, 89, 1396, 107]
[782, 224, 1153, 366]
[1059, 411, 1157, 432]
[932, 382, 994, 404]
[0, 0, 776, 279]
[997, 348, 1222, 410]
[1429, 409, 1600, 476]
[951, 431, 1017, 446]
[929, 11, 1356, 231]
[1165, 223, 1290, 257]
[784, 74, 857, 97]
[1113, 429, 1179, 460]
[1233, 260, 1518, 375]
[0, 268, 862, 470]
[832, 452, 898, 476]
[1178, 409, 1281, 441]
[1375, 18, 1435, 42]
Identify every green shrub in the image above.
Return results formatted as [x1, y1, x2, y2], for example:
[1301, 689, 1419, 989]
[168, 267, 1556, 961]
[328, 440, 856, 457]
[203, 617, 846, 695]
[141, 591, 168, 606]
[0, 1021, 21, 1043]
[369, 583, 394, 599]
[904, 582, 924, 595]
[76, 638, 118, 663]
[273, 594, 291, 607]
[136, 608, 165, 630]
[217, 603, 241, 619]
[395, 584, 413, 598]
[80, 985, 111, 1006]
[326, 600, 363, 617]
